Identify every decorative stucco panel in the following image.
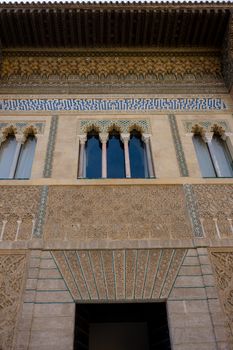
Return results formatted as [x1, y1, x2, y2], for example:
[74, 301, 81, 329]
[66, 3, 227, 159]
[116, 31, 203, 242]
[210, 249, 233, 345]
[0, 186, 41, 241]
[193, 185, 233, 239]
[44, 185, 192, 241]
[0, 252, 27, 350]
[52, 248, 187, 301]
[1, 54, 221, 81]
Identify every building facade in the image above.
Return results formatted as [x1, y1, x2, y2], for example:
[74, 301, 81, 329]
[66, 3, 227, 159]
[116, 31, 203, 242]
[0, 1, 233, 349]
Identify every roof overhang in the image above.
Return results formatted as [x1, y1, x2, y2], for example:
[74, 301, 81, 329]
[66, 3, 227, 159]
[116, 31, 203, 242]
[0, 2, 231, 49]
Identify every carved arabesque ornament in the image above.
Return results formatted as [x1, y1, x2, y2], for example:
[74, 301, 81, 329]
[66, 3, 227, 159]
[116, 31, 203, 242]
[0, 253, 26, 350]
[79, 119, 151, 135]
[193, 185, 233, 239]
[1, 54, 221, 81]
[0, 186, 41, 241]
[183, 120, 230, 134]
[44, 185, 192, 241]
[210, 249, 233, 345]
[0, 122, 45, 145]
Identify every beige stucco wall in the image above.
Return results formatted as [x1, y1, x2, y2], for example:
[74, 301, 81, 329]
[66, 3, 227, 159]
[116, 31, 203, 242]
[0, 92, 233, 349]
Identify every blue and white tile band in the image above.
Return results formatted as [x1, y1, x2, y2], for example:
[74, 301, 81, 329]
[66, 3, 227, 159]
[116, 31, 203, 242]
[0, 98, 227, 112]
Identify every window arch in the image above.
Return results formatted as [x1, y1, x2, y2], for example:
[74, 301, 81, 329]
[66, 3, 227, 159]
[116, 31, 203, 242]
[0, 134, 17, 179]
[0, 132, 37, 179]
[15, 135, 37, 179]
[193, 131, 233, 178]
[129, 129, 148, 178]
[107, 129, 125, 178]
[78, 120, 155, 179]
[85, 129, 102, 179]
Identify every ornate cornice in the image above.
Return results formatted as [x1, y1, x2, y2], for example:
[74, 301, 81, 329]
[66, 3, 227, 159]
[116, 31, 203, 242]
[1, 2, 233, 10]
[0, 52, 222, 82]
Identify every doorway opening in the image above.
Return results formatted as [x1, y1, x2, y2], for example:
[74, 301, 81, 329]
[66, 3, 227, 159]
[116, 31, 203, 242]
[74, 302, 171, 350]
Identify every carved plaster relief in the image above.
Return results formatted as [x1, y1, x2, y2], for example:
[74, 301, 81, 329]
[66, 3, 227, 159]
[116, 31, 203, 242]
[44, 185, 192, 241]
[79, 119, 151, 134]
[0, 187, 41, 241]
[210, 249, 233, 345]
[52, 249, 187, 300]
[0, 253, 26, 350]
[183, 120, 231, 134]
[1, 55, 221, 81]
[193, 185, 233, 239]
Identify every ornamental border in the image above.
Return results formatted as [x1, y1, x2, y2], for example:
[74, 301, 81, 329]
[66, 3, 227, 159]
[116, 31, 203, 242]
[0, 98, 227, 112]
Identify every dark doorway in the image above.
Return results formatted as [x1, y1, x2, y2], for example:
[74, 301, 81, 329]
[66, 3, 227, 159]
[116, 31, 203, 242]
[74, 302, 171, 350]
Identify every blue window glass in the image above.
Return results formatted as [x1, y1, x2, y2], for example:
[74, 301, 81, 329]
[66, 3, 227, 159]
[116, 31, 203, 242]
[0, 135, 17, 179]
[15, 135, 37, 179]
[107, 129, 125, 178]
[193, 134, 216, 178]
[211, 135, 233, 177]
[85, 130, 102, 179]
[129, 129, 148, 178]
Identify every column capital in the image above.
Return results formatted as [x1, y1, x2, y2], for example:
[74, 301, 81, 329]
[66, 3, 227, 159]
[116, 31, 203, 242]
[99, 133, 109, 144]
[120, 133, 130, 143]
[78, 134, 87, 145]
[142, 133, 152, 143]
[15, 134, 26, 144]
[203, 132, 213, 143]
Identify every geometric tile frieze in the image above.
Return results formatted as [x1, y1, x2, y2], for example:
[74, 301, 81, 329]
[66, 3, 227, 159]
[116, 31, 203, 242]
[169, 114, 189, 177]
[44, 185, 193, 241]
[52, 249, 187, 301]
[0, 97, 227, 112]
[43, 115, 59, 178]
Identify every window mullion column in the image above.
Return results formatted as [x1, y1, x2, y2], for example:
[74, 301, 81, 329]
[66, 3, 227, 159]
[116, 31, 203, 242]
[9, 135, 24, 179]
[120, 133, 131, 178]
[142, 133, 154, 178]
[78, 134, 87, 178]
[99, 133, 109, 178]
[204, 132, 222, 177]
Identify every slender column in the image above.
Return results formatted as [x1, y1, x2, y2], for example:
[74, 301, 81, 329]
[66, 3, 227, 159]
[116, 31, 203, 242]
[203, 132, 222, 177]
[120, 133, 131, 178]
[99, 133, 109, 178]
[78, 134, 87, 178]
[142, 133, 154, 178]
[0, 132, 6, 146]
[223, 132, 233, 159]
[9, 134, 25, 179]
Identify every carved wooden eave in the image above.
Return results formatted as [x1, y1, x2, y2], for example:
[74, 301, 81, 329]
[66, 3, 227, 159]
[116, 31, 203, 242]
[0, 2, 232, 93]
[0, 2, 231, 49]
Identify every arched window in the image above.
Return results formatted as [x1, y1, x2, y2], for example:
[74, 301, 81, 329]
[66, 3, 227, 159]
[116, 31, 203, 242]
[193, 133, 233, 178]
[0, 133, 36, 179]
[85, 130, 102, 179]
[15, 135, 37, 179]
[193, 134, 216, 177]
[0, 135, 17, 179]
[211, 134, 233, 177]
[107, 129, 125, 178]
[129, 129, 148, 178]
